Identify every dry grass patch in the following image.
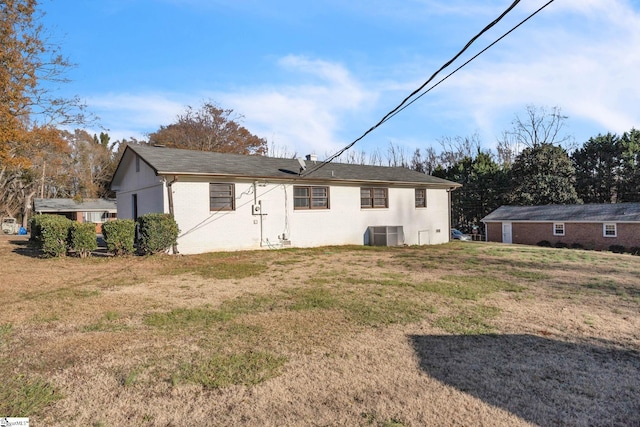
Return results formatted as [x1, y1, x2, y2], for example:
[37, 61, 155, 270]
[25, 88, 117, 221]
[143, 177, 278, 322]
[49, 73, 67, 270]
[1, 235, 639, 426]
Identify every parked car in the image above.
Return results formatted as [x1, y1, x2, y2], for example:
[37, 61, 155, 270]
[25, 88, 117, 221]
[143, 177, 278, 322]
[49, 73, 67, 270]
[451, 228, 471, 241]
[1, 217, 20, 234]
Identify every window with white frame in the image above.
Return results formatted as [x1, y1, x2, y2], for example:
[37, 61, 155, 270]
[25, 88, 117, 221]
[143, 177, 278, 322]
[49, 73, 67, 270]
[83, 211, 108, 223]
[553, 223, 565, 236]
[603, 223, 617, 237]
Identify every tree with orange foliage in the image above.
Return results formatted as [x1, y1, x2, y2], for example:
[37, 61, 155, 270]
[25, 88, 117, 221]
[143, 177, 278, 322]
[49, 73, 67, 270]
[148, 101, 267, 155]
[0, 0, 88, 224]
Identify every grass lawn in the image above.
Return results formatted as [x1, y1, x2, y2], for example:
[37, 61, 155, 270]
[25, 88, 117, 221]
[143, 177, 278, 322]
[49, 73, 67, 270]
[1, 235, 638, 426]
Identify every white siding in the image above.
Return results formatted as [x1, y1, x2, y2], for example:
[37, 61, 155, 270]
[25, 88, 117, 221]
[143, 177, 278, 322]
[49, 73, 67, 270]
[169, 178, 451, 254]
[114, 153, 166, 219]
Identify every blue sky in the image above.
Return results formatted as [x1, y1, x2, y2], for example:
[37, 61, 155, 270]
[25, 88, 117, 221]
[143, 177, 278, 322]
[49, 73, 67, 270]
[41, 0, 640, 159]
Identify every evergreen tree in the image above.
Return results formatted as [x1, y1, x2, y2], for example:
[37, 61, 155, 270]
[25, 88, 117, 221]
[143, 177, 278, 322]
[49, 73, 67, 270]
[572, 133, 621, 203]
[618, 128, 640, 202]
[508, 143, 581, 205]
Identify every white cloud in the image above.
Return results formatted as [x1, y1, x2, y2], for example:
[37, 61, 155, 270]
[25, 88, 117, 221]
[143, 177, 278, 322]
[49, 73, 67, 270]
[87, 93, 188, 140]
[216, 55, 375, 156]
[86, 56, 375, 156]
[434, 0, 640, 145]
[83, 0, 640, 157]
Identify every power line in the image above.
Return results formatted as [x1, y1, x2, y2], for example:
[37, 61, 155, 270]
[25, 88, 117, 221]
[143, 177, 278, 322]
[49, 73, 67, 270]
[378, 0, 556, 128]
[303, 0, 555, 177]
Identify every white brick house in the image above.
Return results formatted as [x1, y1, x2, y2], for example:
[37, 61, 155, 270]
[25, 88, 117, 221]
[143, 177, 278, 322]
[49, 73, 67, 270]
[110, 144, 461, 254]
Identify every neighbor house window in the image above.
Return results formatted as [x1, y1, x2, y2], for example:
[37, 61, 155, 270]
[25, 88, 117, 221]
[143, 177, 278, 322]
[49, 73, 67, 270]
[603, 223, 617, 237]
[210, 183, 235, 211]
[361, 188, 388, 208]
[553, 223, 565, 236]
[415, 188, 427, 208]
[294, 186, 329, 210]
[83, 212, 108, 223]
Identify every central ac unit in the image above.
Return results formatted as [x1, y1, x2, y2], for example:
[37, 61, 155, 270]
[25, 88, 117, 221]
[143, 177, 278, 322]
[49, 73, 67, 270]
[367, 226, 404, 246]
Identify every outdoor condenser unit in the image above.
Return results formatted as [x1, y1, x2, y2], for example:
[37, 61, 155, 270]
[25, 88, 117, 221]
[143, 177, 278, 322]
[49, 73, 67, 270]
[367, 226, 404, 247]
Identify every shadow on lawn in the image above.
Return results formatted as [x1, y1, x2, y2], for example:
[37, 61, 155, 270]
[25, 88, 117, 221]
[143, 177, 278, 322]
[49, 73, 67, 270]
[9, 237, 41, 258]
[9, 236, 111, 258]
[409, 334, 640, 427]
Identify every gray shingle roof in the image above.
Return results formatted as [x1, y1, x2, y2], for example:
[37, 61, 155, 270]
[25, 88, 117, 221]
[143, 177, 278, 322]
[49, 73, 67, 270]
[122, 144, 461, 188]
[481, 204, 640, 223]
[34, 198, 117, 212]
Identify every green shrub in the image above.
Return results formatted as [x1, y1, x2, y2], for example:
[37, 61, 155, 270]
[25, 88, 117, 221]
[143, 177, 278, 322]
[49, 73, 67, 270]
[102, 219, 136, 256]
[68, 222, 97, 258]
[33, 214, 72, 257]
[29, 215, 46, 244]
[136, 213, 179, 255]
[570, 243, 584, 250]
[629, 246, 640, 256]
[554, 242, 569, 249]
[536, 240, 551, 247]
[609, 245, 626, 254]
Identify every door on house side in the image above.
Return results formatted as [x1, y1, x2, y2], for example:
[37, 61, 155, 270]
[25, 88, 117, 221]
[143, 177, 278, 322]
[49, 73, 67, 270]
[502, 222, 512, 244]
[132, 194, 138, 220]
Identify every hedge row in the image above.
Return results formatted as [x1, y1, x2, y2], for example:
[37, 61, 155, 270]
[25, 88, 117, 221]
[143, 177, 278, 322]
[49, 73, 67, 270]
[536, 240, 640, 255]
[102, 219, 136, 256]
[68, 222, 98, 258]
[135, 213, 179, 255]
[30, 214, 73, 257]
[30, 213, 179, 258]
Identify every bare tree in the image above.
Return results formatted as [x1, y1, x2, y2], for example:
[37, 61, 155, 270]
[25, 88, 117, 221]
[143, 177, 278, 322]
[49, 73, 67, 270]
[438, 133, 481, 169]
[368, 147, 384, 166]
[266, 141, 296, 159]
[496, 131, 521, 169]
[410, 149, 425, 173]
[61, 129, 113, 198]
[337, 149, 368, 165]
[386, 141, 409, 168]
[501, 105, 574, 149]
[423, 146, 440, 175]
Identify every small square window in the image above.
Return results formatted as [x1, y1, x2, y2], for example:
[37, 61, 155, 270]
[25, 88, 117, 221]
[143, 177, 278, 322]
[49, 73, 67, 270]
[553, 223, 565, 236]
[210, 183, 235, 211]
[603, 223, 617, 237]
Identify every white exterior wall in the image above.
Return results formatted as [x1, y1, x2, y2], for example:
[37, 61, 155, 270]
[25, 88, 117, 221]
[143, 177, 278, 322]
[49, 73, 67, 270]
[169, 178, 451, 254]
[114, 154, 166, 219]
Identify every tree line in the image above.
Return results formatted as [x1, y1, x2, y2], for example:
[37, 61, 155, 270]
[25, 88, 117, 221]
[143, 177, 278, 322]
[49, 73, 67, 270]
[433, 125, 640, 232]
[384, 105, 638, 232]
[331, 105, 640, 232]
[2, 1, 639, 232]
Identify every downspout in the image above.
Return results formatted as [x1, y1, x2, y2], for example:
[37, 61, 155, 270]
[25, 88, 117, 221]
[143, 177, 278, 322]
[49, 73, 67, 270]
[253, 181, 263, 247]
[447, 188, 452, 240]
[166, 176, 179, 254]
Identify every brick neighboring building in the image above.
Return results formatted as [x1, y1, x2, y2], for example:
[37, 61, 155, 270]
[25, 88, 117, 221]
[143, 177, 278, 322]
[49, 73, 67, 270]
[33, 198, 117, 233]
[481, 204, 640, 251]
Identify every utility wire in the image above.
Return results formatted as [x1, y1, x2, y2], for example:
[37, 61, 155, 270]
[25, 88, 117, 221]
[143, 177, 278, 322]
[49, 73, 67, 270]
[379, 0, 555, 127]
[303, 0, 555, 177]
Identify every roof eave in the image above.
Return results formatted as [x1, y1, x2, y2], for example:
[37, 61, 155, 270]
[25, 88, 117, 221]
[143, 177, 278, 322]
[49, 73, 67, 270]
[154, 171, 461, 188]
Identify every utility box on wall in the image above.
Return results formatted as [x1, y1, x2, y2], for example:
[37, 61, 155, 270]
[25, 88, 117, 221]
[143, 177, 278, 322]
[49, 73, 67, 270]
[367, 226, 404, 246]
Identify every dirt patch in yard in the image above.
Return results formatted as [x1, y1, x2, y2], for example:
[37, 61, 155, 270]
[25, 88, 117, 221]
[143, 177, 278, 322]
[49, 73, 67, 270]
[0, 235, 638, 426]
